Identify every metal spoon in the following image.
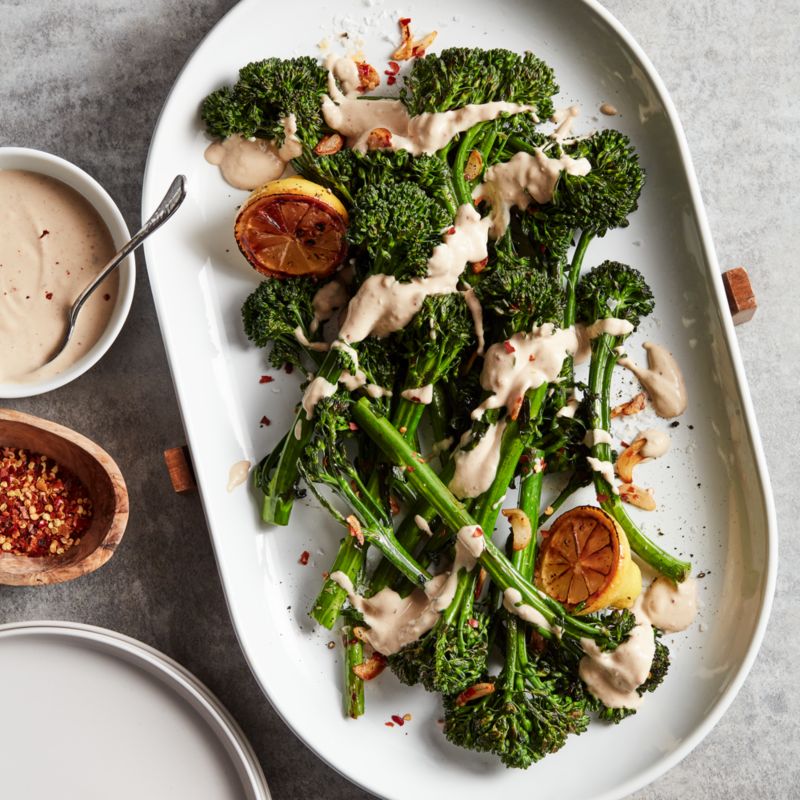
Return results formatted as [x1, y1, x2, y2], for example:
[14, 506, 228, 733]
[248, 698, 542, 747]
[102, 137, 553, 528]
[45, 174, 187, 365]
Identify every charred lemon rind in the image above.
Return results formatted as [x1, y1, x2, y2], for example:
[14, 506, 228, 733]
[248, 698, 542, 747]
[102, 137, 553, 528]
[234, 177, 349, 279]
[535, 505, 642, 615]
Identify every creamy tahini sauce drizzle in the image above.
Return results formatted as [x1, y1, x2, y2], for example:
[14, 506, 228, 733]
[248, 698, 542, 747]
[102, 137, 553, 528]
[226, 460, 251, 492]
[473, 324, 579, 419]
[641, 576, 698, 633]
[337, 204, 491, 343]
[301, 375, 337, 419]
[204, 116, 301, 190]
[427, 527, 485, 612]
[0, 170, 119, 383]
[330, 525, 485, 655]
[503, 587, 552, 632]
[551, 105, 580, 142]
[574, 318, 635, 365]
[586, 456, 619, 494]
[414, 515, 433, 536]
[618, 342, 688, 418]
[294, 326, 330, 352]
[330, 571, 441, 655]
[478, 149, 591, 237]
[310, 279, 349, 334]
[635, 428, 671, 459]
[579, 598, 655, 710]
[462, 286, 485, 355]
[322, 56, 537, 156]
[584, 428, 613, 447]
[401, 384, 434, 404]
[449, 420, 507, 499]
[580, 578, 697, 708]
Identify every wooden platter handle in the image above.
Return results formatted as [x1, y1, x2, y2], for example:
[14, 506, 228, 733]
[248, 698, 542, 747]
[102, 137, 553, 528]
[722, 267, 757, 325]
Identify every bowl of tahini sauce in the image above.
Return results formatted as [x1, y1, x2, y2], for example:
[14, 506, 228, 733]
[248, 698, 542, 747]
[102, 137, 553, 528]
[0, 148, 135, 397]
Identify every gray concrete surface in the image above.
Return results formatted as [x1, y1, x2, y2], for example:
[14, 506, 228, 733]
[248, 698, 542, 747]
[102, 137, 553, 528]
[1, 1, 797, 797]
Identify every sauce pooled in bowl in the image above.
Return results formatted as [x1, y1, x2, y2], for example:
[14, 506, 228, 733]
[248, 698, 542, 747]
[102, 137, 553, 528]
[0, 169, 119, 383]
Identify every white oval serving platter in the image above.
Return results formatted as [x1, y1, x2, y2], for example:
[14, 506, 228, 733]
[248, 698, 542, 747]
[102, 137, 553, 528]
[141, 1, 777, 798]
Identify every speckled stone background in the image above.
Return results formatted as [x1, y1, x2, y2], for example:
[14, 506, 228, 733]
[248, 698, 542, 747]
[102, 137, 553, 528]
[1, 1, 797, 797]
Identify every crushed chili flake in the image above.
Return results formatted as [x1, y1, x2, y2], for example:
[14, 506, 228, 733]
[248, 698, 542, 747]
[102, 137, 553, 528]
[39, 229, 49, 239]
[103, 293, 111, 301]
[45, 291, 53, 300]
[385, 722, 395, 728]
[387, 75, 397, 86]
[348, 421, 359, 431]
[467, 617, 479, 629]
[259, 416, 271, 427]
[385, 60, 400, 75]
[0, 448, 92, 557]
[391, 714, 405, 726]
[596, 493, 609, 504]
[299, 550, 310, 565]
[283, 363, 294, 374]
[503, 340, 516, 354]
[259, 375, 274, 384]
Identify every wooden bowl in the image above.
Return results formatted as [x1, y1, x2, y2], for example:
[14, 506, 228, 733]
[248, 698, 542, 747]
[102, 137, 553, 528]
[0, 409, 128, 585]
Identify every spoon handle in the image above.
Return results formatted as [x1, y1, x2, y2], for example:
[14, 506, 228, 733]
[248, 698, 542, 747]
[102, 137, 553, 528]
[68, 175, 187, 325]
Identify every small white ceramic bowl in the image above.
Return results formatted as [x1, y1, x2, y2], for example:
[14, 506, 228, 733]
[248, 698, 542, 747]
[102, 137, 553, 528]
[0, 147, 136, 398]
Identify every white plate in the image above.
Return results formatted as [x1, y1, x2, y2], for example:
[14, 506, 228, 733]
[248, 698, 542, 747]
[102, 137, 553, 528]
[141, 1, 777, 798]
[0, 621, 270, 800]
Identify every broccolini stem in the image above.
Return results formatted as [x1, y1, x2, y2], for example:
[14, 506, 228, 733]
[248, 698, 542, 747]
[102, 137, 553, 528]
[351, 397, 610, 643]
[262, 349, 342, 525]
[563, 229, 593, 327]
[518, 447, 544, 573]
[452, 124, 487, 207]
[469, 385, 547, 531]
[342, 625, 365, 719]
[589, 333, 691, 582]
[369, 459, 456, 595]
[311, 394, 433, 626]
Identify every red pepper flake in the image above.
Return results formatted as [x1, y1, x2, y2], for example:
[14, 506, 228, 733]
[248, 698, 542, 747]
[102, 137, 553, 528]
[45, 292, 53, 300]
[103, 293, 111, 301]
[259, 416, 271, 427]
[471, 257, 488, 273]
[405, 465, 415, 473]
[385, 60, 400, 75]
[0, 447, 93, 557]
[299, 550, 310, 565]
[503, 340, 516, 354]
[259, 375, 274, 384]
[386, 75, 397, 86]
[391, 714, 405, 726]
[348, 421, 359, 431]
[447, 226, 456, 235]
[283, 363, 294, 374]
[467, 618, 479, 629]
[385, 722, 395, 728]
[528, 353, 537, 362]
[399, 16, 411, 24]
[596, 493, 609, 504]
[621, 440, 630, 448]
[39, 229, 49, 239]
[472, 526, 484, 538]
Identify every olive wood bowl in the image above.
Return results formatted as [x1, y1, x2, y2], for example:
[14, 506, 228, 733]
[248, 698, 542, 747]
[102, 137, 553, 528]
[0, 409, 128, 585]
